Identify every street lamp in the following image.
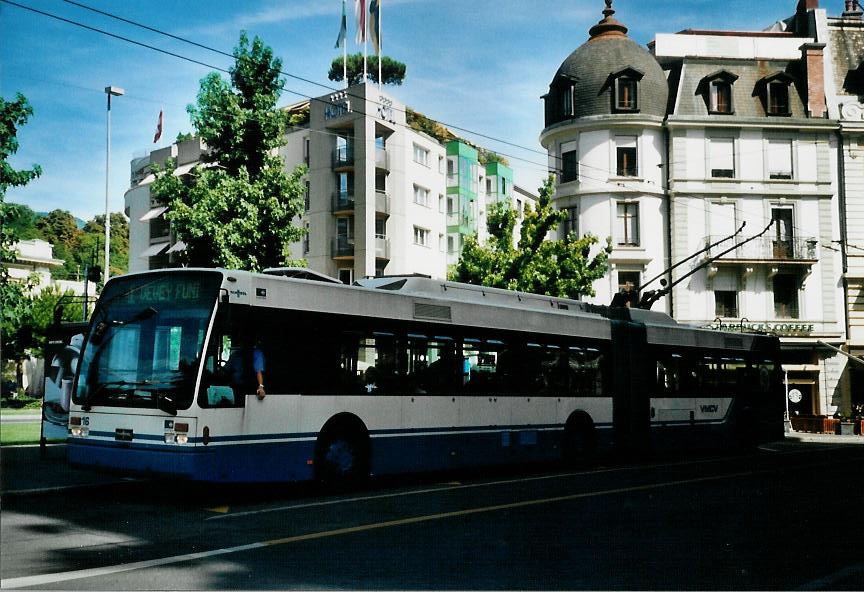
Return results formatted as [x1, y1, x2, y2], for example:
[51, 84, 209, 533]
[104, 85, 124, 282]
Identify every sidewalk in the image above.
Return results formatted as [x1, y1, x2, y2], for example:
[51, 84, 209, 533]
[0, 444, 138, 496]
[783, 430, 864, 445]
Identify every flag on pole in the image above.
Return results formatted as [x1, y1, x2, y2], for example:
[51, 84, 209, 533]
[354, 0, 367, 44]
[335, 0, 347, 49]
[153, 110, 163, 143]
[369, 0, 381, 55]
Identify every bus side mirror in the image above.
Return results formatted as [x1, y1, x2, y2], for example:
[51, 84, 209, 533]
[156, 392, 178, 416]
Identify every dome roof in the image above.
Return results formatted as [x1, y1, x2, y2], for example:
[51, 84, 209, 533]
[544, 2, 668, 126]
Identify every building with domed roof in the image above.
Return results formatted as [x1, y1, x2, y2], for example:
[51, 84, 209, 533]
[541, 1, 853, 420]
[540, 1, 671, 309]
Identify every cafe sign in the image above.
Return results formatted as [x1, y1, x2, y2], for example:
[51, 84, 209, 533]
[708, 318, 815, 336]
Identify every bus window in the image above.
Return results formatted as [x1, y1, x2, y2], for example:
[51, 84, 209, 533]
[340, 333, 398, 394]
[409, 338, 460, 394]
[569, 347, 606, 396]
[461, 339, 506, 394]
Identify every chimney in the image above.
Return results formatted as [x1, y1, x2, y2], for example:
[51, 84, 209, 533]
[843, 1, 863, 18]
[801, 42, 827, 118]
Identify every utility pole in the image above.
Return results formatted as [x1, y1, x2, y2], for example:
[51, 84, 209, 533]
[104, 86, 124, 283]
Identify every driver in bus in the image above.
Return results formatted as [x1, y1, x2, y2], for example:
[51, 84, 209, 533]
[226, 330, 266, 400]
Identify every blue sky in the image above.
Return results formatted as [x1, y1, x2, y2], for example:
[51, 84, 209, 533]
[2, 0, 808, 220]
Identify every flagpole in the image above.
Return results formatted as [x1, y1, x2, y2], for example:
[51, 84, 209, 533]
[378, 0, 382, 92]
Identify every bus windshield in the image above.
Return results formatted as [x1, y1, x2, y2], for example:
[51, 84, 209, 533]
[73, 271, 223, 413]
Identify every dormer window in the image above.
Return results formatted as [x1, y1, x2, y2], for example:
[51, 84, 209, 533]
[767, 81, 790, 115]
[699, 70, 738, 115]
[609, 67, 644, 113]
[616, 77, 638, 111]
[710, 80, 733, 113]
[759, 73, 794, 117]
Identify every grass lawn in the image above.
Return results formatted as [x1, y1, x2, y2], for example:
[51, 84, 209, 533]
[0, 408, 42, 416]
[0, 422, 42, 446]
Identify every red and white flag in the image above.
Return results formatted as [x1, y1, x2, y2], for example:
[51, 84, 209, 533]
[355, 0, 367, 44]
[153, 110, 163, 143]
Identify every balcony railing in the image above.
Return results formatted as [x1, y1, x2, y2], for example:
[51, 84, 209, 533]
[702, 236, 818, 262]
[332, 237, 354, 258]
[333, 145, 353, 168]
[447, 212, 473, 229]
[332, 191, 355, 212]
[375, 235, 390, 259]
[375, 191, 390, 216]
[375, 147, 389, 170]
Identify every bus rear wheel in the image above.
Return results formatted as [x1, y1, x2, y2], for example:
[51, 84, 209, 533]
[562, 415, 596, 467]
[314, 432, 369, 485]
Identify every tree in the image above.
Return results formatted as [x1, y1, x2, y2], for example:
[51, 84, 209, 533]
[451, 176, 612, 299]
[151, 33, 307, 271]
[36, 209, 82, 273]
[328, 53, 407, 86]
[1, 93, 42, 361]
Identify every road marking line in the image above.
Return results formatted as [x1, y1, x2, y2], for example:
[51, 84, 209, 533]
[206, 447, 837, 521]
[3, 461, 846, 590]
[0, 543, 267, 589]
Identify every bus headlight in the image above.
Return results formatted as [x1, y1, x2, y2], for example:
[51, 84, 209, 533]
[175, 433, 189, 445]
[165, 422, 189, 445]
[70, 426, 89, 437]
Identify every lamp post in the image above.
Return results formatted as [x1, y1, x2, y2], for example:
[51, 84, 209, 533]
[104, 86, 124, 282]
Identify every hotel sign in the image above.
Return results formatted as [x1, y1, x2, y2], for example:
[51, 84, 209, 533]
[708, 318, 815, 336]
[325, 91, 351, 120]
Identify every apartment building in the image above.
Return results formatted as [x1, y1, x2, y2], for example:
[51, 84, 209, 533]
[126, 84, 533, 284]
[542, 1, 850, 416]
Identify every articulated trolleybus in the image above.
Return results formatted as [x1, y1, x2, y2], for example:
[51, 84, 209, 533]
[68, 269, 783, 482]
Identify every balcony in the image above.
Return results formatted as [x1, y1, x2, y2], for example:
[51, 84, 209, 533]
[375, 235, 390, 260]
[332, 237, 354, 259]
[702, 236, 818, 264]
[333, 145, 353, 169]
[332, 191, 355, 213]
[375, 191, 390, 217]
[375, 147, 389, 171]
[447, 211, 474, 233]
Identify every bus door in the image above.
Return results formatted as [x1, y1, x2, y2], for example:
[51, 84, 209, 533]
[610, 320, 650, 456]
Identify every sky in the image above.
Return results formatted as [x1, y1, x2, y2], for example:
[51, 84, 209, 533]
[1, 0, 815, 221]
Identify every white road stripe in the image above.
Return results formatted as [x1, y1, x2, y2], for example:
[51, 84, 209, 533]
[0, 542, 267, 589]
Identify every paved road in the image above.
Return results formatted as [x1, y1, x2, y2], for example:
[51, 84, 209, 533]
[2, 441, 863, 590]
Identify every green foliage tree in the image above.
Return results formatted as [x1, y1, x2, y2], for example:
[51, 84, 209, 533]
[1, 93, 42, 361]
[152, 33, 306, 271]
[79, 213, 128, 278]
[328, 53, 407, 86]
[451, 176, 612, 299]
[36, 209, 82, 271]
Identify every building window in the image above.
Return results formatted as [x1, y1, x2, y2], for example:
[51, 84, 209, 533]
[303, 137, 310, 164]
[413, 143, 429, 166]
[615, 77, 638, 111]
[304, 180, 311, 211]
[771, 206, 795, 258]
[562, 206, 578, 238]
[615, 202, 639, 246]
[447, 234, 457, 253]
[413, 226, 429, 247]
[767, 140, 793, 180]
[766, 81, 791, 116]
[302, 222, 310, 255]
[561, 150, 578, 183]
[563, 85, 574, 117]
[714, 290, 738, 318]
[616, 136, 638, 177]
[413, 184, 429, 207]
[338, 268, 353, 285]
[617, 271, 640, 294]
[773, 274, 799, 319]
[709, 80, 733, 114]
[709, 137, 735, 178]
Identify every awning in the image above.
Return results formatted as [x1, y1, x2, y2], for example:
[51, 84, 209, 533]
[139, 206, 168, 221]
[166, 240, 186, 254]
[136, 162, 199, 187]
[139, 242, 170, 258]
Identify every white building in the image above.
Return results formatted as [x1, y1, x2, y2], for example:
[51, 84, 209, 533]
[126, 84, 535, 284]
[5, 238, 85, 296]
[542, 1, 849, 417]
